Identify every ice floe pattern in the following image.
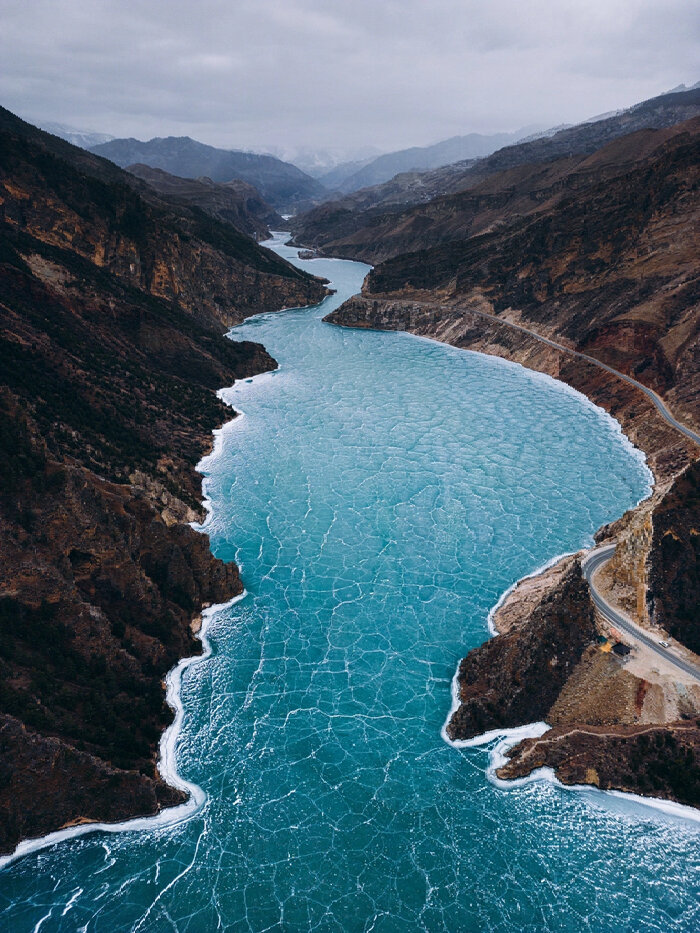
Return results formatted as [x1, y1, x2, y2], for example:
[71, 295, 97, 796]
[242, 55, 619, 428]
[1, 234, 698, 932]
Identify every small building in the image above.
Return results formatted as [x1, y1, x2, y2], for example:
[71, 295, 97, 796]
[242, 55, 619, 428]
[612, 642, 631, 657]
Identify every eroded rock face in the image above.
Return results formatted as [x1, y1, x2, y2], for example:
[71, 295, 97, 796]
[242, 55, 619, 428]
[648, 460, 700, 654]
[359, 127, 700, 434]
[0, 109, 318, 854]
[446, 559, 597, 741]
[324, 114, 700, 806]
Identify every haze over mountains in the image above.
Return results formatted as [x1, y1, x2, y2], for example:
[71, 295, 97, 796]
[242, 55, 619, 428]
[89, 136, 327, 213]
[316, 127, 545, 193]
[290, 86, 700, 260]
[38, 120, 115, 150]
[86, 126, 551, 207]
[43, 85, 699, 222]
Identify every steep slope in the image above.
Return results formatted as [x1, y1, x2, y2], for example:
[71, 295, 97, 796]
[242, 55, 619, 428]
[360, 121, 700, 429]
[126, 163, 284, 239]
[90, 135, 327, 212]
[292, 87, 700, 257]
[323, 128, 534, 194]
[0, 110, 327, 854]
[325, 112, 700, 805]
[0, 109, 327, 329]
[292, 119, 698, 265]
[647, 459, 700, 653]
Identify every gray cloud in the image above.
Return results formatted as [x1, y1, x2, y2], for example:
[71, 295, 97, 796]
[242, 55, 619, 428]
[1, 0, 698, 155]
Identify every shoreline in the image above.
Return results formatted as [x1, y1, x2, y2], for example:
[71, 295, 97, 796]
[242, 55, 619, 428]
[325, 296, 700, 814]
[485, 720, 700, 825]
[0, 239, 323, 868]
[0, 361, 284, 869]
[0, 234, 324, 868]
[3, 238, 694, 866]
[0, 591, 246, 869]
[441, 640, 700, 827]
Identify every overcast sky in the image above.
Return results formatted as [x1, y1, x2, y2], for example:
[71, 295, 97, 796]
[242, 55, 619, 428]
[1, 0, 698, 157]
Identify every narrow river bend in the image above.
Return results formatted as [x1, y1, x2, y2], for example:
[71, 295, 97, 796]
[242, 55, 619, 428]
[2, 235, 699, 932]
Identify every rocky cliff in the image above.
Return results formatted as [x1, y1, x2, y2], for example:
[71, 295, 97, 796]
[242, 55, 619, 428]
[0, 109, 327, 854]
[647, 460, 700, 654]
[126, 164, 284, 240]
[325, 110, 700, 806]
[291, 88, 700, 263]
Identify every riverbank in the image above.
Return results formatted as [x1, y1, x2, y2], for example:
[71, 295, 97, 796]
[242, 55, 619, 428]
[324, 294, 700, 807]
[0, 111, 331, 858]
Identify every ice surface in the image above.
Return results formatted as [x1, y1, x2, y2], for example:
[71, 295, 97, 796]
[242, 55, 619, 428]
[2, 235, 697, 933]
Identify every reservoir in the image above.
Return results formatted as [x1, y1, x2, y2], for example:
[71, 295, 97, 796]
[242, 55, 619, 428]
[2, 235, 698, 932]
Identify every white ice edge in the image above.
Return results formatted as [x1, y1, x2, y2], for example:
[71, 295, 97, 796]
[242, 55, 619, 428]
[0, 238, 667, 869]
[442, 655, 700, 828]
[489, 725, 700, 825]
[485, 549, 582, 636]
[442, 712, 700, 826]
[0, 592, 247, 869]
[404, 314, 692, 823]
[0, 253, 324, 869]
[266, 230, 366, 267]
[274, 227, 654, 504]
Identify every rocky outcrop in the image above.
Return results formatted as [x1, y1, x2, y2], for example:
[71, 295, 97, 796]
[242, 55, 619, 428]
[324, 109, 700, 805]
[446, 559, 597, 740]
[291, 88, 700, 260]
[498, 723, 700, 808]
[0, 714, 185, 853]
[126, 164, 284, 241]
[0, 110, 320, 854]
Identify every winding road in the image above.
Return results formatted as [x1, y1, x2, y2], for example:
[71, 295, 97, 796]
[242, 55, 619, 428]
[582, 544, 700, 683]
[465, 305, 700, 680]
[462, 305, 700, 447]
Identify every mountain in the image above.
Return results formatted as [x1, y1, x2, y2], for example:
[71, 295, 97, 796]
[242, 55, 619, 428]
[320, 128, 540, 194]
[325, 110, 700, 803]
[38, 120, 115, 149]
[89, 136, 327, 212]
[126, 163, 284, 239]
[292, 86, 700, 257]
[313, 155, 380, 190]
[292, 118, 700, 266]
[260, 144, 382, 178]
[0, 105, 328, 854]
[360, 117, 700, 421]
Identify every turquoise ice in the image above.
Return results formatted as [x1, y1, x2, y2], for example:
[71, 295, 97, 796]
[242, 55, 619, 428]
[1, 235, 698, 932]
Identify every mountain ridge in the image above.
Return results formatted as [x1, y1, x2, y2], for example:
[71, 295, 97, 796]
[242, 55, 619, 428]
[291, 86, 700, 257]
[125, 163, 284, 240]
[90, 135, 327, 212]
[0, 107, 326, 854]
[318, 127, 541, 193]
